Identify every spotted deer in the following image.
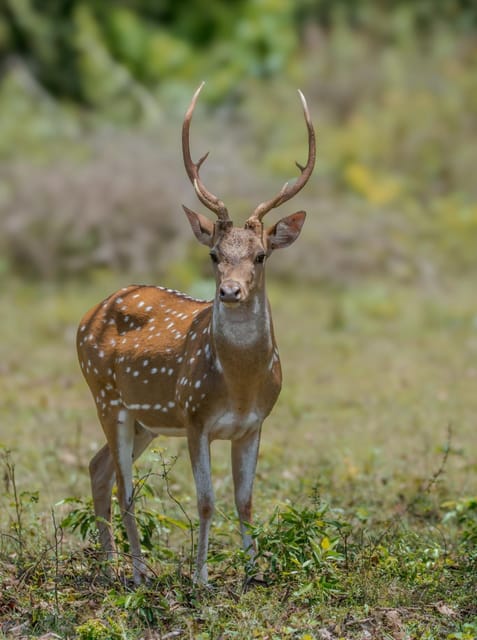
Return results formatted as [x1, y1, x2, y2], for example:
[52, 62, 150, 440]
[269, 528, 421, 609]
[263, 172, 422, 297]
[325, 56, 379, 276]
[77, 82, 315, 585]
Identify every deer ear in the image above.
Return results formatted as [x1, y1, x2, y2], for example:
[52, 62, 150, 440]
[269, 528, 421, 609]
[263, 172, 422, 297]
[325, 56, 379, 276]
[183, 205, 215, 247]
[266, 211, 306, 251]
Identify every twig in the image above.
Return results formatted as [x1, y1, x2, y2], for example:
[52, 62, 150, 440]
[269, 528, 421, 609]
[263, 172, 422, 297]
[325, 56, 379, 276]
[158, 453, 195, 578]
[51, 508, 63, 619]
[2, 450, 24, 566]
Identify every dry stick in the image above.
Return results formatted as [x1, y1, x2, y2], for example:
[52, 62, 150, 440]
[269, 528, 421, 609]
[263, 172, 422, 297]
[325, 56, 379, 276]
[2, 450, 24, 565]
[129, 456, 194, 581]
[51, 509, 62, 620]
[17, 541, 57, 586]
[158, 453, 195, 580]
[409, 422, 452, 507]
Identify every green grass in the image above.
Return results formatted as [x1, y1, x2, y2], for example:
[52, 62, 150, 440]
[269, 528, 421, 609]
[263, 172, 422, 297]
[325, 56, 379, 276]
[0, 273, 476, 638]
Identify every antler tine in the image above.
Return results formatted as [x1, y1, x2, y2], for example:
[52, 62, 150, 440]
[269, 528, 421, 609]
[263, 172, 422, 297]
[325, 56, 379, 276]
[182, 82, 230, 221]
[250, 90, 316, 223]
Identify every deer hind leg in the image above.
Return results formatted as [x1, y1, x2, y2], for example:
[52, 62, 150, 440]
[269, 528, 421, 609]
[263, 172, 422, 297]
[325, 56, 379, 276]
[89, 443, 116, 563]
[231, 430, 261, 567]
[90, 416, 155, 581]
[188, 433, 214, 585]
[97, 409, 154, 584]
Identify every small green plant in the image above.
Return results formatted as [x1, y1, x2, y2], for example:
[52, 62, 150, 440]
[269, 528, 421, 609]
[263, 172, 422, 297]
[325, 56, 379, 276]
[249, 493, 347, 599]
[447, 620, 477, 640]
[106, 585, 171, 627]
[442, 497, 477, 551]
[75, 617, 123, 640]
[1, 448, 43, 570]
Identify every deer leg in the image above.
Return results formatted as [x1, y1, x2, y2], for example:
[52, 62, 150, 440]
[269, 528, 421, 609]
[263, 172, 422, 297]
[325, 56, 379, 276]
[89, 421, 154, 562]
[89, 443, 116, 561]
[188, 433, 214, 585]
[231, 429, 261, 566]
[101, 409, 149, 584]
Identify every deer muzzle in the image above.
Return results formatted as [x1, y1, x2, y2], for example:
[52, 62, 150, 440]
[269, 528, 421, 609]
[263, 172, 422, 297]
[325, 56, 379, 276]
[219, 280, 243, 305]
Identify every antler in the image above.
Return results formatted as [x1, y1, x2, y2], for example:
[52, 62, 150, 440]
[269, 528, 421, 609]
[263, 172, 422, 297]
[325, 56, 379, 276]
[182, 82, 230, 222]
[247, 90, 316, 224]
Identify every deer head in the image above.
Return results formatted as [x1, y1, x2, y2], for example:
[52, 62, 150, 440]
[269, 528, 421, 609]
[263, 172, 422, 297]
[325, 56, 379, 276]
[182, 82, 316, 307]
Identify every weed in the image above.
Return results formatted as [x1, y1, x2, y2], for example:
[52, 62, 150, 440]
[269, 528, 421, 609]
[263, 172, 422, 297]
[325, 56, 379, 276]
[106, 586, 171, 628]
[75, 617, 124, 640]
[442, 497, 477, 552]
[249, 493, 347, 600]
[447, 620, 477, 640]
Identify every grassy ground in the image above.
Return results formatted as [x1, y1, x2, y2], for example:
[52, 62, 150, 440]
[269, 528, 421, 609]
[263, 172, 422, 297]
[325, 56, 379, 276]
[0, 273, 476, 639]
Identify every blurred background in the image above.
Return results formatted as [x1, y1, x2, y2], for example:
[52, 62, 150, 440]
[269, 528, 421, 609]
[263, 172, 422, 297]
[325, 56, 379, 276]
[0, 0, 476, 286]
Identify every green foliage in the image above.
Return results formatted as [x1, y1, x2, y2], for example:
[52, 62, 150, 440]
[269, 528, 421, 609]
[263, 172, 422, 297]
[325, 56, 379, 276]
[448, 620, 477, 640]
[75, 617, 123, 640]
[442, 497, 477, 552]
[106, 586, 171, 627]
[250, 494, 347, 599]
[0, 0, 299, 109]
[2, 0, 476, 112]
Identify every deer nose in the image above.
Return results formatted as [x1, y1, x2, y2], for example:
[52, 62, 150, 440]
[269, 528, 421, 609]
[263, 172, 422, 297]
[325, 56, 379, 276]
[219, 281, 242, 303]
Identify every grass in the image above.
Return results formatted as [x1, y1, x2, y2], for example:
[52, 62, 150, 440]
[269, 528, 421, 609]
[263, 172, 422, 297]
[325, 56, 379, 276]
[0, 272, 476, 638]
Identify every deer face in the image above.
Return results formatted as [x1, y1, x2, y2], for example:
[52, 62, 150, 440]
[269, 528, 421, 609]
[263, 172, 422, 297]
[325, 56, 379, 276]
[210, 227, 266, 305]
[183, 207, 306, 306]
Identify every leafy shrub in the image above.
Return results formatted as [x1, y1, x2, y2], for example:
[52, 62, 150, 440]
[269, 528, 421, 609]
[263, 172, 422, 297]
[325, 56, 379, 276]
[250, 496, 347, 599]
[75, 617, 123, 640]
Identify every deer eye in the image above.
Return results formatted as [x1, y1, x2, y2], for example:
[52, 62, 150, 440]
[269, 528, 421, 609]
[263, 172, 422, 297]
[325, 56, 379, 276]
[209, 251, 219, 263]
[254, 253, 266, 264]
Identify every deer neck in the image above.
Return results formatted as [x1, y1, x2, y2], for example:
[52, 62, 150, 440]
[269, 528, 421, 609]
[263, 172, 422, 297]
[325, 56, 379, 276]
[211, 286, 274, 373]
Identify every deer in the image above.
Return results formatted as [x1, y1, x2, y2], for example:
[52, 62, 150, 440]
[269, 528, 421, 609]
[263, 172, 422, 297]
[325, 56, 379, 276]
[77, 82, 315, 585]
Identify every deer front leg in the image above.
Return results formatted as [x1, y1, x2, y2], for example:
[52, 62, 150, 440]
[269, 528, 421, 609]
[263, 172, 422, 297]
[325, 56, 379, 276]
[188, 432, 214, 585]
[231, 429, 261, 567]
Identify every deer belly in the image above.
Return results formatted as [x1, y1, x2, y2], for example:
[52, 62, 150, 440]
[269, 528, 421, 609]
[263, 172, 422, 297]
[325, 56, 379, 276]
[137, 421, 187, 437]
[206, 410, 261, 440]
